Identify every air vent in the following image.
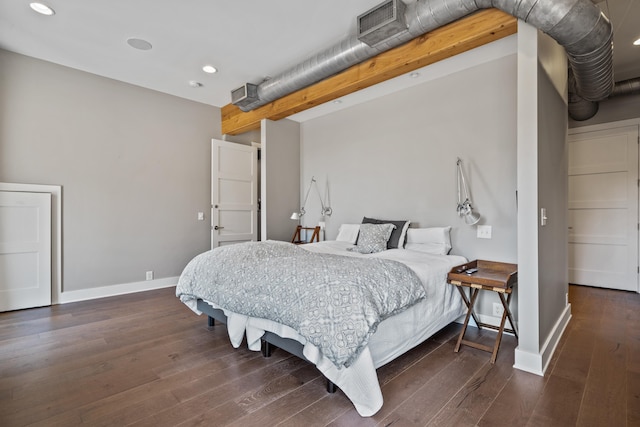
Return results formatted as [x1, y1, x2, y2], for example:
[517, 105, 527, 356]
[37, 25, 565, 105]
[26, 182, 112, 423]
[231, 83, 259, 109]
[357, 0, 407, 47]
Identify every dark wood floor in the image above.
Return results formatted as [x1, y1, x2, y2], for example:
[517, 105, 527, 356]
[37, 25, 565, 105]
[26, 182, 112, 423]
[0, 284, 638, 426]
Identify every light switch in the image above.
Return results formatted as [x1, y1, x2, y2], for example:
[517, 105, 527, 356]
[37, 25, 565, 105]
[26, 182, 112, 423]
[197, 212, 205, 221]
[477, 225, 492, 239]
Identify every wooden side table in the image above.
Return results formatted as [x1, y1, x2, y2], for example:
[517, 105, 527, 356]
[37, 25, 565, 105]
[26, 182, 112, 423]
[447, 260, 518, 364]
[291, 225, 320, 244]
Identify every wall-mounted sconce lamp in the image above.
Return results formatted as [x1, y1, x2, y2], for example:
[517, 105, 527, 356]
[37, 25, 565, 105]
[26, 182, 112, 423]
[290, 176, 332, 221]
[456, 158, 481, 225]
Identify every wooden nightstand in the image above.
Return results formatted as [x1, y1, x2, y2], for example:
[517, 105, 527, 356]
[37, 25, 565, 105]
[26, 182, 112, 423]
[447, 260, 518, 363]
[291, 225, 320, 244]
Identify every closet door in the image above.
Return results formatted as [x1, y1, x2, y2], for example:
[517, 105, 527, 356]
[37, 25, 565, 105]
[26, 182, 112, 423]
[0, 191, 51, 311]
[568, 124, 639, 292]
[211, 139, 258, 248]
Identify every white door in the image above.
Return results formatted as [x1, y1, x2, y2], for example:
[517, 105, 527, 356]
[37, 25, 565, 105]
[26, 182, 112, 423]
[211, 139, 258, 248]
[0, 191, 52, 311]
[568, 125, 639, 292]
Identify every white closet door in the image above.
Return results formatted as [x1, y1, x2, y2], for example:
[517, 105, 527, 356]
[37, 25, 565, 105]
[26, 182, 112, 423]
[211, 139, 258, 248]
[568, 125, 639, 292]
[0, 191, 52, 311]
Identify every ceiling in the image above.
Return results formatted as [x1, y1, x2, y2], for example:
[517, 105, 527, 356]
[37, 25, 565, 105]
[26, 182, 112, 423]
[0, 0, 639, 112]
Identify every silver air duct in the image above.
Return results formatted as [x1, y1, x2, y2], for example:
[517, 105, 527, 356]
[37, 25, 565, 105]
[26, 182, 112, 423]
[570, 76, 640, 121]
[231, 0, 614, 112]
[610, 77, 640, 98]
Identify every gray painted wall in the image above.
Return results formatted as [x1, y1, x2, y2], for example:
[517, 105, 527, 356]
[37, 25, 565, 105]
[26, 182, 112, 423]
[536, 57, 569, 347]
[300, 52, 518, 317]
[261, 118, 301, 242]
[0, 49, 218, 291]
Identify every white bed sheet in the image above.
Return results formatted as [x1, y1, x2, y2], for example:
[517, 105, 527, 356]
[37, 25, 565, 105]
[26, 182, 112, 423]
[197, 240, 466, 416]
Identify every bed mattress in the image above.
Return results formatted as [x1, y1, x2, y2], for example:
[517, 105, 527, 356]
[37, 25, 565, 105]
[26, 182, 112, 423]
[179, 240, 466, 416]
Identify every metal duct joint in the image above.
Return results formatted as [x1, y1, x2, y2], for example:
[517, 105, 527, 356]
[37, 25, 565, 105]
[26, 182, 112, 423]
[610, 77, 640, 98]
[570, 76, 640, 121]
[232, 0, 614, 112]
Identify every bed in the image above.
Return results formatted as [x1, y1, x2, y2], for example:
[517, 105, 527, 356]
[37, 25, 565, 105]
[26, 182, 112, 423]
[176, 224, 467, 416]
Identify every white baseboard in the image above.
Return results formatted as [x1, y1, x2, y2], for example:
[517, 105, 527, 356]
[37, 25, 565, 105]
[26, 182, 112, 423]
[56, 276, 178, 304]
[513, 303, 572, 376]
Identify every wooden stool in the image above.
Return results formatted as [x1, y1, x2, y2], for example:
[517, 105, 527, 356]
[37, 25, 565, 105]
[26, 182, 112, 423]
[291, 225, 320, 244]
[447, 260, 518, 364]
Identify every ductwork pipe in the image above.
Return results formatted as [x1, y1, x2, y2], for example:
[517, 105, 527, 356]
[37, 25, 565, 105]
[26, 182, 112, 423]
[610, 77, 640, 98]
[235, 0, 614, 112]
[569, 74, 640, 121]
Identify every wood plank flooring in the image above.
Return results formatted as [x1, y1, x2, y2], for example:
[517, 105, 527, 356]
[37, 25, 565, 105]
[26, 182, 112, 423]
[0, 284, 637, 426]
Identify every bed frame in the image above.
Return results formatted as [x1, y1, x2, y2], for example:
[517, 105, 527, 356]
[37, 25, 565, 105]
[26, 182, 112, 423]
[196, 299, 337, 393]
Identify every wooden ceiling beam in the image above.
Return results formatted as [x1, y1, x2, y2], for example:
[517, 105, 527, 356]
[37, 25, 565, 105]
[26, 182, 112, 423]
[221, 9, 517, 135]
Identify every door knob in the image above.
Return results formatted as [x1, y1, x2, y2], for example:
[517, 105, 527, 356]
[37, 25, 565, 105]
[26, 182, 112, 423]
[214, 225, 224, 230]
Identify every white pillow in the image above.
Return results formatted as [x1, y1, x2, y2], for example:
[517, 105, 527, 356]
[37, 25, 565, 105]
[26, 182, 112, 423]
[405, 226, 452, 255]
[405, 242, 449, 255]
[335, 224, 360, 244]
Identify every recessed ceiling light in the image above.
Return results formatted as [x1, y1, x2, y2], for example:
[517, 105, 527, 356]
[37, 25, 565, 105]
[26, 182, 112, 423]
[126, 38, 152, 51]
[409, 72, 421, 78]
[333, 100, 342, 104]
[634, 37, 640, 46]
[30, 2, 55, 15]
[202, 65, 218, 74]
[189, 81, 203, 88]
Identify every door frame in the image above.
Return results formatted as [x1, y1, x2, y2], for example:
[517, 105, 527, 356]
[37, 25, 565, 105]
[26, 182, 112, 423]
[569, 118, 640, 293]
[0, 183, 63, 302]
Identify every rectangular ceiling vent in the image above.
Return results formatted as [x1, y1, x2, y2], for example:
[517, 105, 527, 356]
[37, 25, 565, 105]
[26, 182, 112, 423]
[357, 0, 408, 47]
[231, 83, 258, 109]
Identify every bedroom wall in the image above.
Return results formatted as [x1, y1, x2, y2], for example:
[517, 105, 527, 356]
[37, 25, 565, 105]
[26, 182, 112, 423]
[300, 46, 518, 318]
[515, 23, 569, 375]
[0, 49, 218, 296]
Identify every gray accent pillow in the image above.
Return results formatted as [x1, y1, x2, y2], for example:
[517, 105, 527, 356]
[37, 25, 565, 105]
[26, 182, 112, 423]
[348, 223, 395, 254]
[362, 217, 410, 249]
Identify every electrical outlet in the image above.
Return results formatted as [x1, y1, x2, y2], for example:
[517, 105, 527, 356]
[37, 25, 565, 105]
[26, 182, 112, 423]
[197, 212, 205, 221]
[493, 302, 504, 317]
[318, 221, 326, 230]
[146, 271, 153, 281]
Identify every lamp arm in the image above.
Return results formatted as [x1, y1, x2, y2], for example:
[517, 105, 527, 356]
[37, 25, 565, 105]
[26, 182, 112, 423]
[456, 158, 462, 205]
[456, 158, 471, 203]
[312, 179, 327, 212]
[300, 177, 315, 211]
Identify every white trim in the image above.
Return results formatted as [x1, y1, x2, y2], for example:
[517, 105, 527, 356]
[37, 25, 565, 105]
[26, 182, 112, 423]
[514, 303, 572, 375]
[57, 277, 178, 304]
[569, 117, 640, 135]
[0, 182, 62, 304]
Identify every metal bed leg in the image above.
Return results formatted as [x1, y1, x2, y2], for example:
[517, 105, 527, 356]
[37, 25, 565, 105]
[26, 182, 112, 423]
[326, 379, 337, 393]
[261, 339, 272, 358]
[207, 316, 215, 327]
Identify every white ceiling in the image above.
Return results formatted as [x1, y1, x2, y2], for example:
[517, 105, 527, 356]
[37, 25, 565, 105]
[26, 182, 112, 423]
[0, 0, 638, 111]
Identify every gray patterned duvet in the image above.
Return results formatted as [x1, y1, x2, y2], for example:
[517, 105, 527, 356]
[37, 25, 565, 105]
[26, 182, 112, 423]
[176, 240, 426, 368]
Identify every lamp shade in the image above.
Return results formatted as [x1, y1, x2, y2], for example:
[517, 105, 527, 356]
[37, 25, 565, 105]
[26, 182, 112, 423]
[463, 210, 481, 225]
[290, 212, 301, 220]
[456, 158, 480, 226]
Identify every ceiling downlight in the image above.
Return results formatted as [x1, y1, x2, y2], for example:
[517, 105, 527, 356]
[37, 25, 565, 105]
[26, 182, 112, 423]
[126, 38, 152, 51]
[30, 2, 55, 16]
